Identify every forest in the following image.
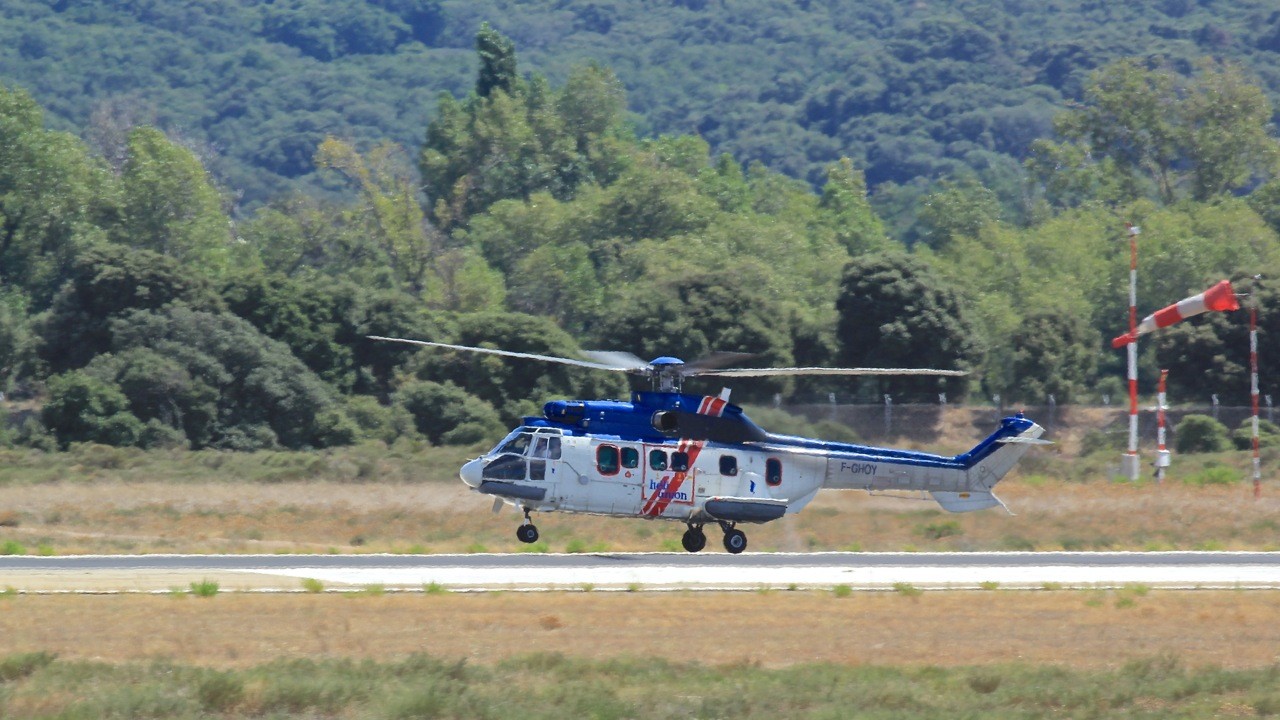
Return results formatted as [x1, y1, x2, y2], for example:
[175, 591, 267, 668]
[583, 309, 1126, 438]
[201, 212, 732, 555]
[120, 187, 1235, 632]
[4, 5, 1280, 452]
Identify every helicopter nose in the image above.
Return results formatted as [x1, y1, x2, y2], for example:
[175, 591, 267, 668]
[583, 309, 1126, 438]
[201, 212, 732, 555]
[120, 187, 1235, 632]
[460, 458, 485, 488]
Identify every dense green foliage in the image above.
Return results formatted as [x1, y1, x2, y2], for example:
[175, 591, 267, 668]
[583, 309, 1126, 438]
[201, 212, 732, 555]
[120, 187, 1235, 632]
[4, 14, 1280, 452]
[7, 0, 1280, 219]
[1173, 414, 1232, 454]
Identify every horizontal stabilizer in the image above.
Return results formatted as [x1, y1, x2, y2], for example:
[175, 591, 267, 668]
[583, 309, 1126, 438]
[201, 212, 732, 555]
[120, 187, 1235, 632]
[930, 490, 1003, 513]
[996, 436, 1054, 445]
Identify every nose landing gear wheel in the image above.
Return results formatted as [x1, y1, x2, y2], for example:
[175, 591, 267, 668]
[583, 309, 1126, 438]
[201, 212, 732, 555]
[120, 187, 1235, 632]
[516, 507, 539, 544]
[516, 523, 539, 544]
[723, 527, 747, 554]
[681, 526, 707, 553]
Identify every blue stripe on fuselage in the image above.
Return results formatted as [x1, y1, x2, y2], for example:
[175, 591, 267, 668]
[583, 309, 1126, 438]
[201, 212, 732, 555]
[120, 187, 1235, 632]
[762, 415, 1035, 470]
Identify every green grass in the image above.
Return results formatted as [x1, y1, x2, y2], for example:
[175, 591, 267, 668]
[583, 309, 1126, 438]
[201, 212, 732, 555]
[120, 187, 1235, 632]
[300, 578, 325, 594]
[188, 580, 219, 598]
[2, 651, 1279, 718]
[0, 539, 27, 555]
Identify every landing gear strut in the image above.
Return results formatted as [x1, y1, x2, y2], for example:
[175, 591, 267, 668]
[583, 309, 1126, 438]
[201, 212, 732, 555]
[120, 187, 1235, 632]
[720, 521, 747, 554]
[681, 524, 707, 553]
[516, 507, 539, 544]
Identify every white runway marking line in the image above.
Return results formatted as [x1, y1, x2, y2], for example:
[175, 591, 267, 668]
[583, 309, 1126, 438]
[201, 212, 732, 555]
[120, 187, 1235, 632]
[244, 563, 1280, 590]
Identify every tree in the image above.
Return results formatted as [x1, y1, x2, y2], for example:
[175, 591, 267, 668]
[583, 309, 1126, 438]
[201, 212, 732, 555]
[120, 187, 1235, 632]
[108, 305, 357, 450]
[835, 253, 980, 401]
[116, 127, 231, 273]
[36, 245, 224, 373]
[589, 272, 795, 402]
[83, 348, 218, 448]
[1034, 58, 1280, 207]
[419, 28, 630, 230]
[0, 85, 109, 300]
[915, 177, 1002, 248]
[220, 270, 359, 391]
[409, 312, 628, 425]
[817, 158, 892, 256]
[1006, 308, 1099, 404]
[41, 371, 144, 449]
[394, 380, 504, 445]
[314, 137, 442, 299]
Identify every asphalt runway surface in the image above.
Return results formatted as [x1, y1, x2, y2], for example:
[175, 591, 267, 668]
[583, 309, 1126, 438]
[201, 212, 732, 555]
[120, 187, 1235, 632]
[2, 551, 1279, 592]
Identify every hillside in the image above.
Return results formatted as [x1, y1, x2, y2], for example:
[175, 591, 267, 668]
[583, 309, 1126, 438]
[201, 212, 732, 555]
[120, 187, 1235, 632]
[5, 0, 1280, 212]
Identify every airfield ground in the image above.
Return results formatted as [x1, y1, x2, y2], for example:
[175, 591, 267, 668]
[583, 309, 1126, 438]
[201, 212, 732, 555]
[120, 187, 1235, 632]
[2, 590, 1279, 669]
[3, 427, 1280, 717]
[0, 475, 1276, 556]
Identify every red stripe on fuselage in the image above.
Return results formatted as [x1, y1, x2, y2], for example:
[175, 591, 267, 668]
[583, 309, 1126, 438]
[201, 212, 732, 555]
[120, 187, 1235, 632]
[642, 396, 726, 517]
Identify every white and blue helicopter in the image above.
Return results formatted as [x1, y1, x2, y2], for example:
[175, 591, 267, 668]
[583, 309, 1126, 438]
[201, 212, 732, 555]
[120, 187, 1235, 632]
[371, 337, 1048, 553]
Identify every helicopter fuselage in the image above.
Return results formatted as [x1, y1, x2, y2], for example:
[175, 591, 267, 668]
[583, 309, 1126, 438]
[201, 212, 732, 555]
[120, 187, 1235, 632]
[460, 390, 1046, 550]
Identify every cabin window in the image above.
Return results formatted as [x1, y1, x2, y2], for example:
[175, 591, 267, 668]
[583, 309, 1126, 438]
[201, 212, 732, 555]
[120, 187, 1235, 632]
[649, 449, 668, 471]
[531, 436, 562, 460]
[597, 445, 620, 476]
[529, 460, 546, 481]
[766, 458, 783, 486]
[621, 446, 640, 469]
[671, 451, 690, 472]
[719, 455, 738, 476]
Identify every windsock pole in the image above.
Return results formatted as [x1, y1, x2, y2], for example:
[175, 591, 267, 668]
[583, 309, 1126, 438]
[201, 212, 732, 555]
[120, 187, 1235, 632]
[1155, 369, 1169, 482]
[1124, 223, 1141, 481]
[1252, 304, 1261, 499]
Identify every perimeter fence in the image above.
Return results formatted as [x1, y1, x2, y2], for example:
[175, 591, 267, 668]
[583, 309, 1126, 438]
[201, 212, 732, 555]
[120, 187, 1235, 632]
[782, 401, 1266, 447]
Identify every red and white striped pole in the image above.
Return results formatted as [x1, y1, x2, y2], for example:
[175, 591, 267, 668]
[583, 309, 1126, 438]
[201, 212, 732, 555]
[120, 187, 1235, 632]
[1251, 303, 1261, 499]
[1155, 369, 1170, 482]
[1123, 223, 1141, 481]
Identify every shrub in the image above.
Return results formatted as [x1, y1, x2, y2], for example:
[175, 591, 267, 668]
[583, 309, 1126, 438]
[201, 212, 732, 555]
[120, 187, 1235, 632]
[0, 651, 55, 681]
[1174, 415, 1231, 453]
[1232, 419, 1280, 450]
[0, 540, 27, 555]
[196, 670, 244, 711]
[919, 520, 962, 540]
[1185, 466, 1239, 486]
[301, 578, 325, 593]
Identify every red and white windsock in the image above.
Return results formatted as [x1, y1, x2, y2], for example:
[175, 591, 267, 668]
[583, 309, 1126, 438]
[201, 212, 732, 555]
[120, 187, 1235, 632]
[1111, 280, 1241, 348]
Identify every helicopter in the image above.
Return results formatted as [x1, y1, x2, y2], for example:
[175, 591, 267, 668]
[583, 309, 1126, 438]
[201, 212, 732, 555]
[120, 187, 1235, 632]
[370, 336, 1048, 553]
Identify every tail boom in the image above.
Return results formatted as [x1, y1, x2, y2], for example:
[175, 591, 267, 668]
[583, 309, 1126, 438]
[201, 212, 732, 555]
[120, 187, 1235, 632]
[818, 414, 1046, 512]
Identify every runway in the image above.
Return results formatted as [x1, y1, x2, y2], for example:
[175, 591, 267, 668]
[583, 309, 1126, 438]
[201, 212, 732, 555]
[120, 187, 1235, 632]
[2, 551, 1279, 592]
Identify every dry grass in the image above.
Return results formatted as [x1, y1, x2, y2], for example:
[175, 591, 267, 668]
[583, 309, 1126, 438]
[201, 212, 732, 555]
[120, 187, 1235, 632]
[0, 590, 1278, 670]
[0, 408, 1278, 554]
[0, 477, 1276, 555]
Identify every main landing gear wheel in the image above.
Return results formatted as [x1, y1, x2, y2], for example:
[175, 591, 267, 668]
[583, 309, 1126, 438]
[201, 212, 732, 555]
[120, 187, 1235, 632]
[723, 527, 748, 554]
[516, 507, 539, 544]
[516, 523, 539, 544]
[681, 525, 707, 553]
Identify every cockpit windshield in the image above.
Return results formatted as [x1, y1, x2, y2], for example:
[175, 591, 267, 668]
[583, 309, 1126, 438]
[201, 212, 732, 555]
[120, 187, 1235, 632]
[496, 430, 533, 456]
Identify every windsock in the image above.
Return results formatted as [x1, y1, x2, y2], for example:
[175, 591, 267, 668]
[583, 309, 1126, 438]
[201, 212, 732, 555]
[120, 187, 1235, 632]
[1111, 279, 1240, 348]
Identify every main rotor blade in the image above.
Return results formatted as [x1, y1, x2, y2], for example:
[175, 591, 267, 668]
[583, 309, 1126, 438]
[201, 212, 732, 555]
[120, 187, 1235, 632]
[683, 351, 756, 374]
[691, 366, 969, 377]
[581, 350, 650, 372]
[366, 336, 632, 373]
